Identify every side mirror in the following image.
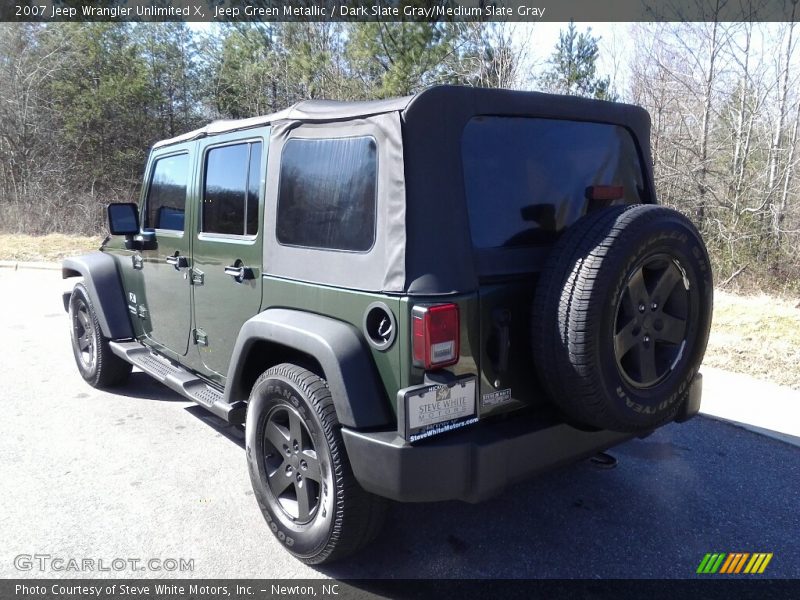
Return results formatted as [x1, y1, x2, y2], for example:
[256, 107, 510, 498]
[107, 203, 140, 236]
[107, 203, 156, 250]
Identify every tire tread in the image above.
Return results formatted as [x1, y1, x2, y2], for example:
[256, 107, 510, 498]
[532, 204, 710, 431]
[251, 363, 387, 565]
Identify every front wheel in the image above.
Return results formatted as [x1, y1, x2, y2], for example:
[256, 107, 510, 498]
[68, 283, 132, 388]
[245, 363, 386, 564]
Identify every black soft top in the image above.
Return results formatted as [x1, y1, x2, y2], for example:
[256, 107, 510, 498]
[400, 86, 654, 294]
[155, 86, 654, 295]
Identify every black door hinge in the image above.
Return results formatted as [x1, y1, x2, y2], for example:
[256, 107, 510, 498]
[193, 328, 208, 347]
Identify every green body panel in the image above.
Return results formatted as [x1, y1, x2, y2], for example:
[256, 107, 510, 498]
[106, 225, 531, 422]
[109, 141, 198, 363]
[395, 284, 537, 417]
[261, 277, 403, 412]
[138, 227, 193, 357]
[189, 129, 269, 384]
[259, 280, 516, 420]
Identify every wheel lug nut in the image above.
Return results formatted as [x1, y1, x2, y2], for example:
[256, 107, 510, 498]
[651, 302, 658, 310]
[643, 335, 651, 343]
[300, 460, 307, 471]
[293, 440, 299, 452]
[285, 465, 293, 475]
[638, 303, 645, 313]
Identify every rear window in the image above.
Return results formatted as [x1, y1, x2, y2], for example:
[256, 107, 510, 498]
[462, 116, 645, 248]
[276, 136, 377, 252]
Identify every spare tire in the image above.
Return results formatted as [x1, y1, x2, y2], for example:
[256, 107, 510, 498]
[532, 204, 713, 432]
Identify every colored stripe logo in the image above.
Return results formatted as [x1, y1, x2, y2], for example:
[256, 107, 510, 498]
[697, 553, 773, 574]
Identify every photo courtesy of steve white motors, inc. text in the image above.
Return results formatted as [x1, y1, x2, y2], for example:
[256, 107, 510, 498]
[14, 583, 342, 598]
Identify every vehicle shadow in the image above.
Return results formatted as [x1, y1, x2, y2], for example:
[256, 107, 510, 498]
[109, 374, 246, 445]
[183, 404, 245, 449]
[313, 418, 799, 580]
[110, 371, 187, 402]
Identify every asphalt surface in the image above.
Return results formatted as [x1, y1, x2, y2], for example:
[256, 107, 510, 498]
[0, 268, 798, 580]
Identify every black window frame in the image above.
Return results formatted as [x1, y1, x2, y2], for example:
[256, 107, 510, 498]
[144, 151, 190, 233]
[275, 135, 379, 254]
[199, 138, 263, 239]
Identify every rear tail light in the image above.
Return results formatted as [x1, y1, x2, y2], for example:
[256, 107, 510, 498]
[412, 303, 460, 369]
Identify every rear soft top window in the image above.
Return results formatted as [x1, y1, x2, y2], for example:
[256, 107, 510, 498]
[462, 116, 646, 248]
[276, 136, 377, 252]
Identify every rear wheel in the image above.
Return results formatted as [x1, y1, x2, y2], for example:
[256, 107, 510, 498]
[68, 283, 132, 388]
[245, 363, 386, 564]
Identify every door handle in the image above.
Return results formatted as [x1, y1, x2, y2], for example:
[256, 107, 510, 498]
[224, 264, 254, 283]
[166, 254, 188, 269]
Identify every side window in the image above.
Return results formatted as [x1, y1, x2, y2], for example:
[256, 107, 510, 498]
[146, 153, 189, 231]
[276, 136, 377, 252]
[203, 141, 262, 236]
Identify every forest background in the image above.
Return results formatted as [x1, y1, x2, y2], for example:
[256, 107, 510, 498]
[1, 20, 799, 293]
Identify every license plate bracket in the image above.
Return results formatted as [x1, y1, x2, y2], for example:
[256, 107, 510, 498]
[398, 375, 478, 443]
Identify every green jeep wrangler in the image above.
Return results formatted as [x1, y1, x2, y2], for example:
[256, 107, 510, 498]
[63, 86, 713, 564]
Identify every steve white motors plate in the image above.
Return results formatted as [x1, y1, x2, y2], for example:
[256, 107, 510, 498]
[400, 376, 478, 443]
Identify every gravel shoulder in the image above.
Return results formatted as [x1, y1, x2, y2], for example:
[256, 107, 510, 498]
[705, 290, 800, 389]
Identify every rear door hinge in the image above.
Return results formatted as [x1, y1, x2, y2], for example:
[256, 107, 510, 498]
[193, 328, 208, 347]
[490, 308, 511, 374]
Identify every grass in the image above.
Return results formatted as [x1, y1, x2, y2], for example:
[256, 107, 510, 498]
[0, 234, 797, 388]
[705, 290, 800, 389]
[0, 233, 102, 262]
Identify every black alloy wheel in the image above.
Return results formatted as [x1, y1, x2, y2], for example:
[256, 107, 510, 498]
[245, 363, 387, 564]
[68, 283, 132, 388]
[262, 404, 325, 525]
[614, 254, 692, 388]
[531, 204, 713, 432]
[72, 298, 97, 371]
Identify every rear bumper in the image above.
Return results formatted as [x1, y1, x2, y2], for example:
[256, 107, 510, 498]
[341, 372, 703, 503]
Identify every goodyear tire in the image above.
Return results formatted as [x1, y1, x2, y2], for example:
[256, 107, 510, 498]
[68, 283, 132, 388]
[245, 363, 386, 564]
[532, 204, 713, 432]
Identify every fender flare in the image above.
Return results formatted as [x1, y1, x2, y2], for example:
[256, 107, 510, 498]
[225, 308, 393, 429]
[62, 252, 133, 340]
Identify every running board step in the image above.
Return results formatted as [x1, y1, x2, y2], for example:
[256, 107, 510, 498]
[109, 341, 246, 423]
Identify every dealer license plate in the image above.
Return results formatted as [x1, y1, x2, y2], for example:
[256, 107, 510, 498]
[399, 376, 478, 443]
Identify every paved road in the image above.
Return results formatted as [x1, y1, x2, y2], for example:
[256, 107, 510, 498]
[0, 268, 798, 579]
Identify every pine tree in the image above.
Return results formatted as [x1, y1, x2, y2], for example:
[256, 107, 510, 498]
[539, 22, 614, 100]
[346, 23, 463, 98]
